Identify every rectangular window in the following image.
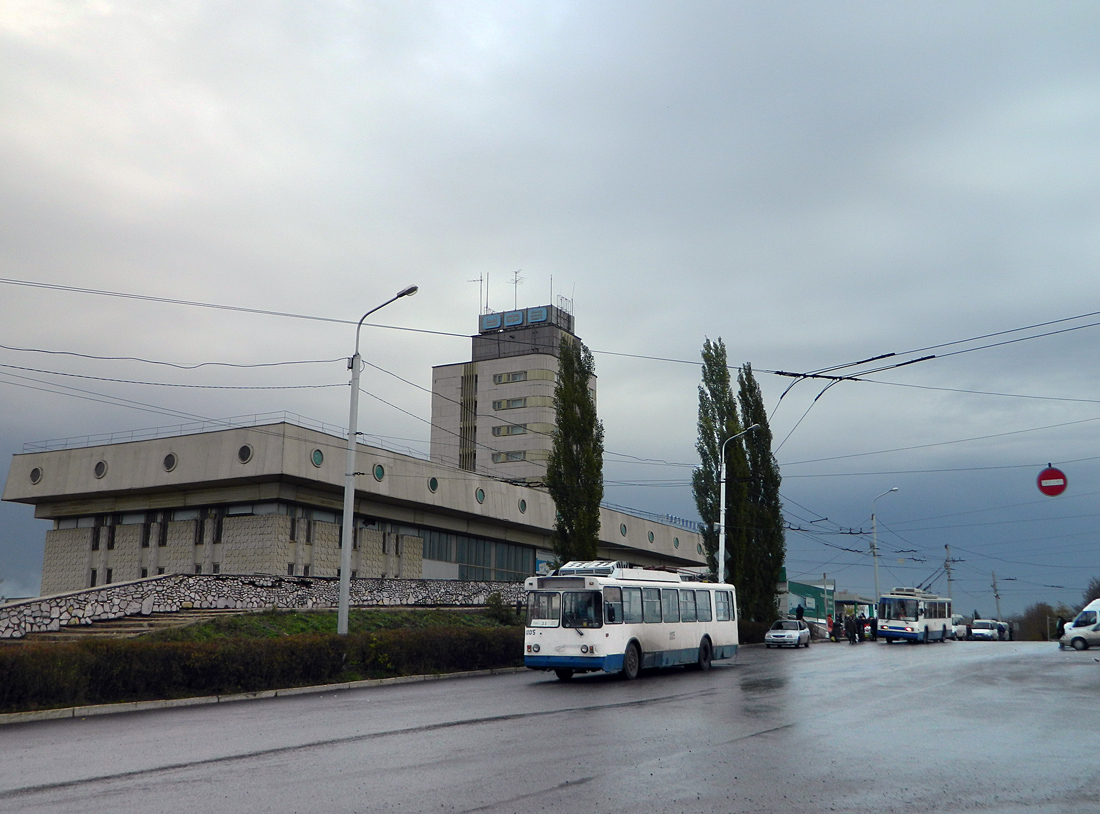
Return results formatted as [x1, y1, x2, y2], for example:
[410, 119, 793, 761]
[623, 587, 643, 624]
[140, 568, 148, 578]
[642, 588, 662, 623]
[695, 590, 713, 622]
[492, 424, 528, 437]
[157, 567, 165, 575]
[493, 371, 527, 384]
[603, 587, 623, 624]
[194, 564, 202, 574]
[140, 522, 150, 548]
[158, 522, 168, 547]
[212, 563, 220, 574]
[491, 450, 527, 463]
[106, 526, 116, 550]
[89, 569, 97, 587]
[303, 564, 310, 577]
[662, 588, 681, 623]
[715, 590, 732, 622]
[287, 563, 295, 576]
[679, 589, 697, 623]
[492, 397, 527, 410]
[105, 569, 113, 584]
[91, 533, 100, 552]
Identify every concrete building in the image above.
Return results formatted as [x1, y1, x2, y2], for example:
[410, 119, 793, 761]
[430, 303, 582, 483]
[3, 418, 705, 596]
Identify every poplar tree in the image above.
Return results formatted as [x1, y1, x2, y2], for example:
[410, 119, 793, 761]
[691, 338, 749, 588]
[545, 335, 604, 563]
[738, 363, 786, 622]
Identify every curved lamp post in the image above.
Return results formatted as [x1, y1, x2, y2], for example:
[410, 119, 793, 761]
[716, 423, 760, 584]
[870, 487, 898, 610]
[338, 285, 418, 635]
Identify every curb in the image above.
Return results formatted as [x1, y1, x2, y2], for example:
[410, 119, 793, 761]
[0, 667, 528, 727]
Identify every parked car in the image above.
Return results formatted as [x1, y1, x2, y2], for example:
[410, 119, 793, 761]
[970, 620, 998, 641]
[1060, 599, 1100, 651]
[765, 619, 811, 648]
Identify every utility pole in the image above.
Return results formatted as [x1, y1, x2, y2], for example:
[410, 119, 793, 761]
[945, 544, 953, 604]
[992, 571, 1003, 622]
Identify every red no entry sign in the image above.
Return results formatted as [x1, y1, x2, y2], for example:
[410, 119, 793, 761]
[1037, 466, 1067, 497]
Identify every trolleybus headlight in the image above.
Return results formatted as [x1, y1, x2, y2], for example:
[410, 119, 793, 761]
[581, 645, 589, 654]
[531, 643, 540, 653]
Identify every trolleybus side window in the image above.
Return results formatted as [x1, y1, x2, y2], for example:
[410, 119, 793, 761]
[623, 587, 643, 623]
[715, 590, 733, 621]
[527, 592, 561, 627]
[562, 591, 602, 629]
[695, 590, 713, 622]
[679, 589, 697, 622]
[603, 586, 623, 624]
[662, 588, 680, 623]
[643, 588, 662, 622]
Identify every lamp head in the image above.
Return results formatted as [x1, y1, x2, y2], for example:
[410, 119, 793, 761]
[397, 285, 419, 298]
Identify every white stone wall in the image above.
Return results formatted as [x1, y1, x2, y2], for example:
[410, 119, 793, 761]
[0, 574, 526, 639]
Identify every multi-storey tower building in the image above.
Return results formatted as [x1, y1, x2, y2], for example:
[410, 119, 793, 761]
[430, 303, 586, 483]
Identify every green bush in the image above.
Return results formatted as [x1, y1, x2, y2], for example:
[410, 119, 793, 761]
[738, 620, 770, 644]
[0, 626, 524, 714]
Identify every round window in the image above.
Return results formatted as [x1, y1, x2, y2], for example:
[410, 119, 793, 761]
[29, 467, 43, 485]
[674, 537, 680, 549]
[373, 464, 385, 481]
[518, 498, 527, 514]
[428, 476, 439, 493]
[619, 523, 627, 537]
[93, 461, 108, 479]
[237, 445, 253, 464]
[697, 543, 704, 555]
[311, 449, 324, 468]
[476, 488, 485, 504]
[648, 531, 654, 543]
[163, 453, 178, 472]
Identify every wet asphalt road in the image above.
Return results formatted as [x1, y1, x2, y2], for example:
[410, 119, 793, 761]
[1, 639, 1097, 813]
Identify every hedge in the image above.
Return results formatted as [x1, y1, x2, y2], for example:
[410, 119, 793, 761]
[0, 626, 524, 714]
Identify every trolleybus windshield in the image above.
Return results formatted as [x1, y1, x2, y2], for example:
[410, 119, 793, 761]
[561, 591, 602, 629]
[527, 592, 561, 627]
[880, 597, 918, 621]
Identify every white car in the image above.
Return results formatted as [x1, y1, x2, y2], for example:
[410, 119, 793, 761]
[765, 619, 811, 648]
[970, 620, 999, 640]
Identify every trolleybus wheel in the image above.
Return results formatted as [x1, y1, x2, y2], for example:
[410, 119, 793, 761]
[1072, 637, 1088, 651]
[695, 639, 712, 671]
[554, 669, 574, 681]
[622, 642, 641, 680]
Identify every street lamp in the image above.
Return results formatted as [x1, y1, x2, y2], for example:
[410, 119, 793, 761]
[870, 487, 898, 609]
[338, 285, 418, 635]
[716, 423, 760, 585]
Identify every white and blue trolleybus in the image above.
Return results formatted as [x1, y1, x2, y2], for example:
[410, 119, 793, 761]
[523, 561, 739, 680]
[877, 586, 953, 643]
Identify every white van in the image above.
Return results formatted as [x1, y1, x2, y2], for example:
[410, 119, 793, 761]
[1060, 599, 1100, 651]
[951, 614, 967, 640]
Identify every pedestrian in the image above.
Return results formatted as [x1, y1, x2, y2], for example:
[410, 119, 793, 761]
[870, 616, 878, 641]
[1056, 616, 1066, 645]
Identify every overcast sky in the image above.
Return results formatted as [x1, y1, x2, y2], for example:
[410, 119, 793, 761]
[3, 1, 1100, 618]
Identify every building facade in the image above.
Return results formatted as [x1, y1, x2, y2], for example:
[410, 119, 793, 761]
[3, 419, 705, 597]
[430, 303, 586, 483]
